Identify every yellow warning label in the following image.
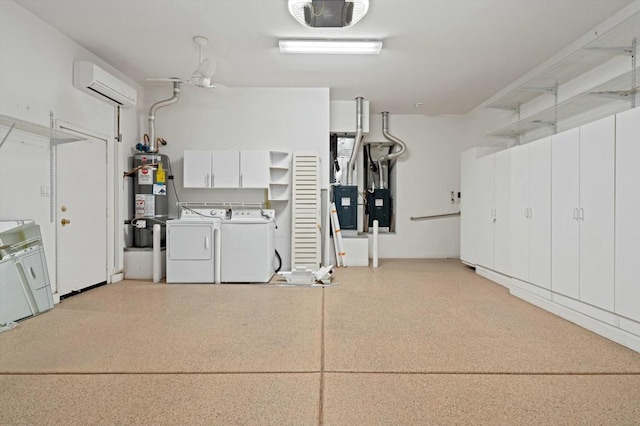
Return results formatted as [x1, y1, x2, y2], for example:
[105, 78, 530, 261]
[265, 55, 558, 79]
[156, 163, 166, 183]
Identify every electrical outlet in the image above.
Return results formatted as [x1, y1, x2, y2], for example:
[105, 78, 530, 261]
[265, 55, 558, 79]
[40, 186, 50, 197]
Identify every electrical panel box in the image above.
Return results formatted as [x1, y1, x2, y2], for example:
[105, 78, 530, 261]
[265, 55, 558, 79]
[367, 189, 391, 227]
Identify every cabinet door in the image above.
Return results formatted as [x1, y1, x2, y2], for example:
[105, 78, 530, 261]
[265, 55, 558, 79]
[212, 151, 240, 188]
[240, 151, 270, 188]
[551, 128, 580, 299]
[579, 116, 615, 311]
[528, 137, 552, 289]
[510, 145, 529, 281]
[460, 149, 479, 265]
[493, 149, 511, 275]
[184, 150, 212, 188]
[615, 107, 640, 322]
[475, 154, 494, 269]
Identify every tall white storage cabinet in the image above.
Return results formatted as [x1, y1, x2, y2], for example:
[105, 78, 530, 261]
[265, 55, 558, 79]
[510, 137, 551, 289]
[476, 150, 511, 275]
[615, 107, 640, 324]
[551, 116, 615, 311]
[460, 149, 479, 265]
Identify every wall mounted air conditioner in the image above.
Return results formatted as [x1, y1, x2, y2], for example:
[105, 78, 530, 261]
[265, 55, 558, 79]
[73, 61, 137, 108]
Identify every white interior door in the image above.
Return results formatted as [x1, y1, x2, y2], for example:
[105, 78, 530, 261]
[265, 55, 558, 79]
[551, 128, 580, 299]
[460, 150, 478, 265]
[56, 136, 107, 296]
[579, 116, 615, 311]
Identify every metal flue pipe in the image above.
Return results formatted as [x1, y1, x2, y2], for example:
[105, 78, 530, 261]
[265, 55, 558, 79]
[378, 111, 407, 189]
[346, 96, 364, 185]
[148, 81, 181, 152]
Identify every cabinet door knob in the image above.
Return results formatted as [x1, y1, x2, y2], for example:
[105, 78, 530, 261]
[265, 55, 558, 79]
[61, 218, 71, 225]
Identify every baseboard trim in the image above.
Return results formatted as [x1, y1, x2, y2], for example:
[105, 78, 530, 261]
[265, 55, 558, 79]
[510, 286, 640, 353]
[476, 266, 511, 289]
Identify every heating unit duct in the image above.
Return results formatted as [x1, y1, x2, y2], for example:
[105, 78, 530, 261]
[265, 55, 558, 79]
[365, 111, 407, 228]
[333, 97, 364, 231]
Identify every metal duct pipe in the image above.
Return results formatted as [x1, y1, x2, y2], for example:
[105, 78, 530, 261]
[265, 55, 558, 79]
[346, 96, 364, 185]
[148, 81, 181, 153]
[378, 111, 407, 189]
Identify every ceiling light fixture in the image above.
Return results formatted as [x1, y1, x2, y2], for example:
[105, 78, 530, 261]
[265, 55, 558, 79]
[279, 39, 382, 55]
[288, 0, 370, 28]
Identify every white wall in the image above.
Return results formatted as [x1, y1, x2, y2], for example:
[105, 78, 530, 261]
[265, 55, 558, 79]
[0, 0, 140, 292]
[361, 114, 465, 258]
[134, 86, 330, 270]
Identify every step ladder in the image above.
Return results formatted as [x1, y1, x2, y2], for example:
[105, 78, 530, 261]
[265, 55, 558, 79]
[330, 202, 347, 267]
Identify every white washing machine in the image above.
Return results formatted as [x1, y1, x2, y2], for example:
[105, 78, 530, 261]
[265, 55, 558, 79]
[165, 207, 226, 283]
[220, 209, 276, 283]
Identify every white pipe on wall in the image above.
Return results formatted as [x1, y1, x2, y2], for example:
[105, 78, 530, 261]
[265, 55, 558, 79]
[152, 224, 161, 283]
[372, 219, 379, 268]
[214, 227, 221, 284]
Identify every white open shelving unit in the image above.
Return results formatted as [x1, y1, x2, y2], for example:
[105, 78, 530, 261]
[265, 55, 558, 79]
[268, 151, 291, 202]
[487, 11, 639, 143]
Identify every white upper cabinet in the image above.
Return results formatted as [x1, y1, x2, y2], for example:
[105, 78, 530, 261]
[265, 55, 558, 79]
[183, 150, 213, 188]
[183, 150, 270, 189]
[212, 151, 241, 188]
[615, 107, 640, 323]
[239, 151, 270, 188]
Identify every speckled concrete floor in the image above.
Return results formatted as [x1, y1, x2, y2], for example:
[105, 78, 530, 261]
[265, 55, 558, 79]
[1, 259, 639, 425]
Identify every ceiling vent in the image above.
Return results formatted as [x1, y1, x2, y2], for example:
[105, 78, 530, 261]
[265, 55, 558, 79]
[288, 0, 369, 28]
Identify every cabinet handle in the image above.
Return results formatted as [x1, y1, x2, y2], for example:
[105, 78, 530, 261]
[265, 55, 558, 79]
[240, 173, 243, 187]
[529, 208, 532, 219]
[205, 174, 210, 187]
[30, 267, 36, 279]
[579, 207, 584, 221]
[212, 174, 215, 187]
[524, 208, 528, 218]
[573, 208, 578, 220]
[204, 236, 209, 249]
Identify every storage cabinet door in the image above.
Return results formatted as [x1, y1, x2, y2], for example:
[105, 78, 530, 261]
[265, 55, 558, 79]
[551, 128, 580, 299]
[493, 149, 511, 275]
[460, 149, 479, 265]
[183, 150, 212, 188]
[528, 137, 552, 289]
[510, 145, 529, 281]
[212, 151, 240, 188]
[615, 107, 640, 322]
[475, 154, 494, 269]
[240, 150, 270, 188]
[579, 116, 615, 311]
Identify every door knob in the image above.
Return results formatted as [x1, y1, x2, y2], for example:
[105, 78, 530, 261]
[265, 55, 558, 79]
[61, 218, 71, 225]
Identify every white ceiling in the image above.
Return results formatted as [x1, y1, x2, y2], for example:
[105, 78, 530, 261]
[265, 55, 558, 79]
[16, 0, 632, 114]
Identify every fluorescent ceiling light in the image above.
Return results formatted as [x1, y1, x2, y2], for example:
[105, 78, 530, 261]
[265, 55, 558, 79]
[279, 39, 382, 55]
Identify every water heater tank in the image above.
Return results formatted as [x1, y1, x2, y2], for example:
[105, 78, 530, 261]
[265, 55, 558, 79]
[132, 153, 170, 247]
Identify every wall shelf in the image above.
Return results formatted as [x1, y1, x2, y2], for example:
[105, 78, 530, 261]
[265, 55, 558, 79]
[0, 114, 84, 149]
[490, 69, 639, 141]
[268, 151, 291, 201]
[486, 11, 638, 143]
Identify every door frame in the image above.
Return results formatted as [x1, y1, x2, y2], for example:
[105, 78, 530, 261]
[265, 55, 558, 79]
[54, 120, 111, 299]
